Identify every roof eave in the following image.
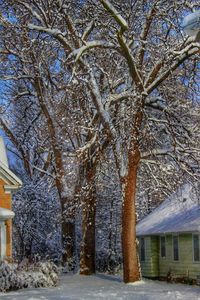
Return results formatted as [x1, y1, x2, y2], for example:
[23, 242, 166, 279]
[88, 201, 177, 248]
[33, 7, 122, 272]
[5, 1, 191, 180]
[0, 163, 22, 187]
[137, 230, 200, 236]
[4, 184, 22, 192]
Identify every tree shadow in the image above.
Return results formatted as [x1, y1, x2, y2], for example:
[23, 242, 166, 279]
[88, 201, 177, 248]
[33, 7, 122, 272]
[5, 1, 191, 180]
[95, 273, 122, 283]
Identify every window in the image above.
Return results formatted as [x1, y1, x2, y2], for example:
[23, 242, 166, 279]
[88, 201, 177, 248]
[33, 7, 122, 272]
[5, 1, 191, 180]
[160, 236, 166, 258]
[140, 237, 145, 261]
[193, 234, 200, 262]
[173, 235, 179, 261]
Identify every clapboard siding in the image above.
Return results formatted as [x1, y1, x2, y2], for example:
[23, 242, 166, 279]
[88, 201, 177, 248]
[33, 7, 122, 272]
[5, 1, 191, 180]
[159, 234, 200, 279]
[139, 236, 159, 277]
[139, 234, 200, 280]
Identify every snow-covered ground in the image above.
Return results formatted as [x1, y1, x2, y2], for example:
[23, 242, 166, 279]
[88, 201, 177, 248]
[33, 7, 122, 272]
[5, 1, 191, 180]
[0, 274, 200, 300]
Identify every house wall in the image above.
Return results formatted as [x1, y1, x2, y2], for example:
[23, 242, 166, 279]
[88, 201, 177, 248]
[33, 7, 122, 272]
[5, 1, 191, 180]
[159, 234, 200, 279]
[0, 178, 12, 259]
[140, 236, 159, 277]
[139, 234, 200, 280]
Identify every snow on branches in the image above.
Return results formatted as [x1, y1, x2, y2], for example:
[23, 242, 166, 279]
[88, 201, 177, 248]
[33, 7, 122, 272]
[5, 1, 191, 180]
[0, 261, 58, 292]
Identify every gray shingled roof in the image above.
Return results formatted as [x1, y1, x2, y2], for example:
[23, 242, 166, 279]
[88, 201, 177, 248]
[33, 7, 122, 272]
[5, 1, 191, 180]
[136, 184, 200, 236]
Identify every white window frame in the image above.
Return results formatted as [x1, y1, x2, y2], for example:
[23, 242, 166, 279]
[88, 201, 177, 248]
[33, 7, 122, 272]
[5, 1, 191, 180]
[160, 235, 166, 258]
[192, 233, 200, 262]
[172, 234, 179, 261]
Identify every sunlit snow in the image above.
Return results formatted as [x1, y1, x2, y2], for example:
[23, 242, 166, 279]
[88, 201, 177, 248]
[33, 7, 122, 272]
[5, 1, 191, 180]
[0, 274, 200, 300]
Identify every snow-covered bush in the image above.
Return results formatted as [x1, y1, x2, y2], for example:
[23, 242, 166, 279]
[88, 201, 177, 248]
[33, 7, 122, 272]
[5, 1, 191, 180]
[0, 261, 58, 292]
[0, 262, 21, 291]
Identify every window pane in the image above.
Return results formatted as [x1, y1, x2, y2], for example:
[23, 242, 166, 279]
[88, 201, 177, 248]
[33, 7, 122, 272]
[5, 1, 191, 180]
[161, 236, 166, 257]
[140, 238, 145, 261]
[193, 235, 200, 261]
[173, 236, 179, 261]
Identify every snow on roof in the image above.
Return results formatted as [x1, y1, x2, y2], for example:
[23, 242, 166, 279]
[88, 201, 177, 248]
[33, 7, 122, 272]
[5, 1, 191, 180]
[0, 137, 9, 167]
[0, 161, 23, 188]
[182, 11, 200, 37]
[136, 184, 200, 236]
[0, 137, 22, 189]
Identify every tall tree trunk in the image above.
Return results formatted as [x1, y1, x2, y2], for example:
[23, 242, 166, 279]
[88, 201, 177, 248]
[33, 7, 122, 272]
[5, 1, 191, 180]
[80, 167, 96, 275]
[121, 147, 141, 283]
[59, 194, 76, 269]
[121, 106, 143, 283]
[61, 211, 75, 269]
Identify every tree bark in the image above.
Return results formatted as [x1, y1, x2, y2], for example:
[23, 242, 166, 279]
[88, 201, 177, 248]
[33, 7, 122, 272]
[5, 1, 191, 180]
[59, 192, 76, 269]
[80, 167, 96, 275]
[121, 104, 143, 283]
[121, 147, 141, 283]
[61, 217, 75, 269]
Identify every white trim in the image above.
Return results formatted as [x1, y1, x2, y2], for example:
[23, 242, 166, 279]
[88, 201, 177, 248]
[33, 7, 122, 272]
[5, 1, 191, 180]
[4, 185, 21, 192]
[0, 138, 9, 167]
[0, 162, 22, 189]
[0, 221, 6, 260]
[0, 208, 15, 220]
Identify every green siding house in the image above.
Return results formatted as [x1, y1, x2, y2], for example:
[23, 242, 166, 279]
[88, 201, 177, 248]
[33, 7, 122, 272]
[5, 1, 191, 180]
[136, 184, 200, 282]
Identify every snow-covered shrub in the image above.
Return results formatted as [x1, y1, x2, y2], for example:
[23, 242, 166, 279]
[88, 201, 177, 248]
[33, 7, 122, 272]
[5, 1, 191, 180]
[0, 262, 21, 292]
[0, 261, 58, 292]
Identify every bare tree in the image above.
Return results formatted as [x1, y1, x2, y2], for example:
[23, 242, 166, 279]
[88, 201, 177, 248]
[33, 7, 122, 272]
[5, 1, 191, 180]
[1, 0, 200, 283]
